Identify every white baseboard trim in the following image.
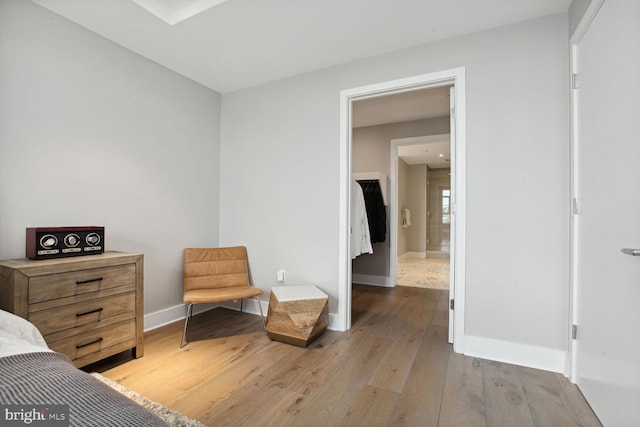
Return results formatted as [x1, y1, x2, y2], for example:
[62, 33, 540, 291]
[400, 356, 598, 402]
[219, 298, 266, 316]
[426, 251, 450, 259]
[327, 313, 341, 331]
[144, 302, 220, 332]
[464, 335, 567, 374]
[145, 298, 266, 332]
[352, 273, 394, 287]
[223, 297, 343, 331]
[399, 251, 427, 259]
[146, 299, 343, 337]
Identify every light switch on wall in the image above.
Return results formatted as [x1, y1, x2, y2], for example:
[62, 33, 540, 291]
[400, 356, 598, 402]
[277, 270, 286, 281]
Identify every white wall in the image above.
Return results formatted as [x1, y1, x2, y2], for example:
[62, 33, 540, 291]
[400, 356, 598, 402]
[0, 0, 222, 317]
[221, 13, 570, 362]
[397, 159, 409, 256]
[407, 164, 427, 253]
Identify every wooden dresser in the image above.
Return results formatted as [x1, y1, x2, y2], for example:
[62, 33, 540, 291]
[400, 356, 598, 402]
[0, 251, 143, 367]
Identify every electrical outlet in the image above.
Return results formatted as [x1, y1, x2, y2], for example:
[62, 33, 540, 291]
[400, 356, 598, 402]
[277, 270, 286, 282]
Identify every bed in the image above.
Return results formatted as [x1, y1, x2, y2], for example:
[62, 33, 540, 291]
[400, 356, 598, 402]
[0, 309, 168, 426]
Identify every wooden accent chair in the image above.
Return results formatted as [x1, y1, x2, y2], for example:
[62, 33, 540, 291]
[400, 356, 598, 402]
[180, 246, 265, 348]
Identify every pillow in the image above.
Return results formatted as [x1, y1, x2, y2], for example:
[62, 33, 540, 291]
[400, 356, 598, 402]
[0, 328, 53, 358]
[0, 309, 49, 349]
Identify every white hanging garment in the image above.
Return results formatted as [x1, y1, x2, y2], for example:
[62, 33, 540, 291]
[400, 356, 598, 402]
[351, 180, 373, 259]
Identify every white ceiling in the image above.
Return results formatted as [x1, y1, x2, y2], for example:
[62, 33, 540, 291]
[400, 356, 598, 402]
[130, 0, 232, 25]
[352, 86, 451, 128]
[353, 87, 451, 167]
[398, 138, 451, 168]
[30, 0, 572, 94]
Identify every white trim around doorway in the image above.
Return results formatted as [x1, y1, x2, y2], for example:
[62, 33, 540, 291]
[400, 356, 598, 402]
[337, 67, 467, 354]
[568, 0, 606, 382]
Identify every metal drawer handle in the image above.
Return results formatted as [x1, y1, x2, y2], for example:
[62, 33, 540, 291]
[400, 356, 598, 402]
[621, 248, 640, 256]
[76, 277, 103, 285]
[76, 307, 104, 317]
[75, 337, 103, 349]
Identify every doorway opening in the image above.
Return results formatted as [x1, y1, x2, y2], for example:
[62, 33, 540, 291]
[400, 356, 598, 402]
[338, 68, 466, 353]
[394, 133, 452, 291]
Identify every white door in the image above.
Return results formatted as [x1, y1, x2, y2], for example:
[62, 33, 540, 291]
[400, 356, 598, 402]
[573, 1, 640, 426]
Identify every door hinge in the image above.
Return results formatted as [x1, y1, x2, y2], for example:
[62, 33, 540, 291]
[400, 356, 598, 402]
[572, 197, 581, 214]
[572, 324, 578, 340]
[572, 73, 580, 90]
[451, 107, 456, 120]
[450, 299, 455, 310]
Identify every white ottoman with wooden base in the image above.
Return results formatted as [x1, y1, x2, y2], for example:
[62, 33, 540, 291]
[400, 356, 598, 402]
[265, 285, 328, 347]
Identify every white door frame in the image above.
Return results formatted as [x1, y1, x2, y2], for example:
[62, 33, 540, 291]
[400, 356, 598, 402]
[568, 0, 605, 381]
[338, 67, 466, 353]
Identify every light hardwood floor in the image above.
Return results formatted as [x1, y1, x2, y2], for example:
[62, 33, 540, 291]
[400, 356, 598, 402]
[88, 285, 602, 427]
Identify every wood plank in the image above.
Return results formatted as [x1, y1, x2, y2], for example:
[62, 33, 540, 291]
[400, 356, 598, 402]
[287, 334, 392, 427]
[556, 374, 603, 427]
[339, 385, 400, 427]
[207, 385, 304, 427]
[518, 366, 590, 427]
[166, 340, 271, 394]
[86, 285, 601, 427]
[429, 287, 450, 328]
[482, 360, 536, 427]
[197, 330, 350, 426]
[389, 324, 450, 426]
[279, 329, 368, 396]
[172, 339, 293, 419]
[438, 353, 487, 427]
[367, 293, 433, 393]
[104, 309, 269, 395]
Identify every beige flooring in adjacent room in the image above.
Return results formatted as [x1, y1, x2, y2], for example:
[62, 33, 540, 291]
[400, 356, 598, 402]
[397, 255, 450, 290]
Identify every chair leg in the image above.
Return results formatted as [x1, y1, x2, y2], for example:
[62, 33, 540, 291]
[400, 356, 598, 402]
[180, 303, 193, 348]
[254, 296, 267, 331]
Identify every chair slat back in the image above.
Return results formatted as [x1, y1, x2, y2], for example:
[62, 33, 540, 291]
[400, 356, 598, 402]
[184, 246, 250, 291]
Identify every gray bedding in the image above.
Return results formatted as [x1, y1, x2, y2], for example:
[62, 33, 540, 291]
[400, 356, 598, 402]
[0, 351, 168, 426]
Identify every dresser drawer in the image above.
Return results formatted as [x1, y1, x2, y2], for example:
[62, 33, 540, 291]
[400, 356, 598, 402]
[29, 292, 135, 336]
[0, 252, 144, 367]
[47, 318, 136, 361]
[29, 264, 135, 304]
